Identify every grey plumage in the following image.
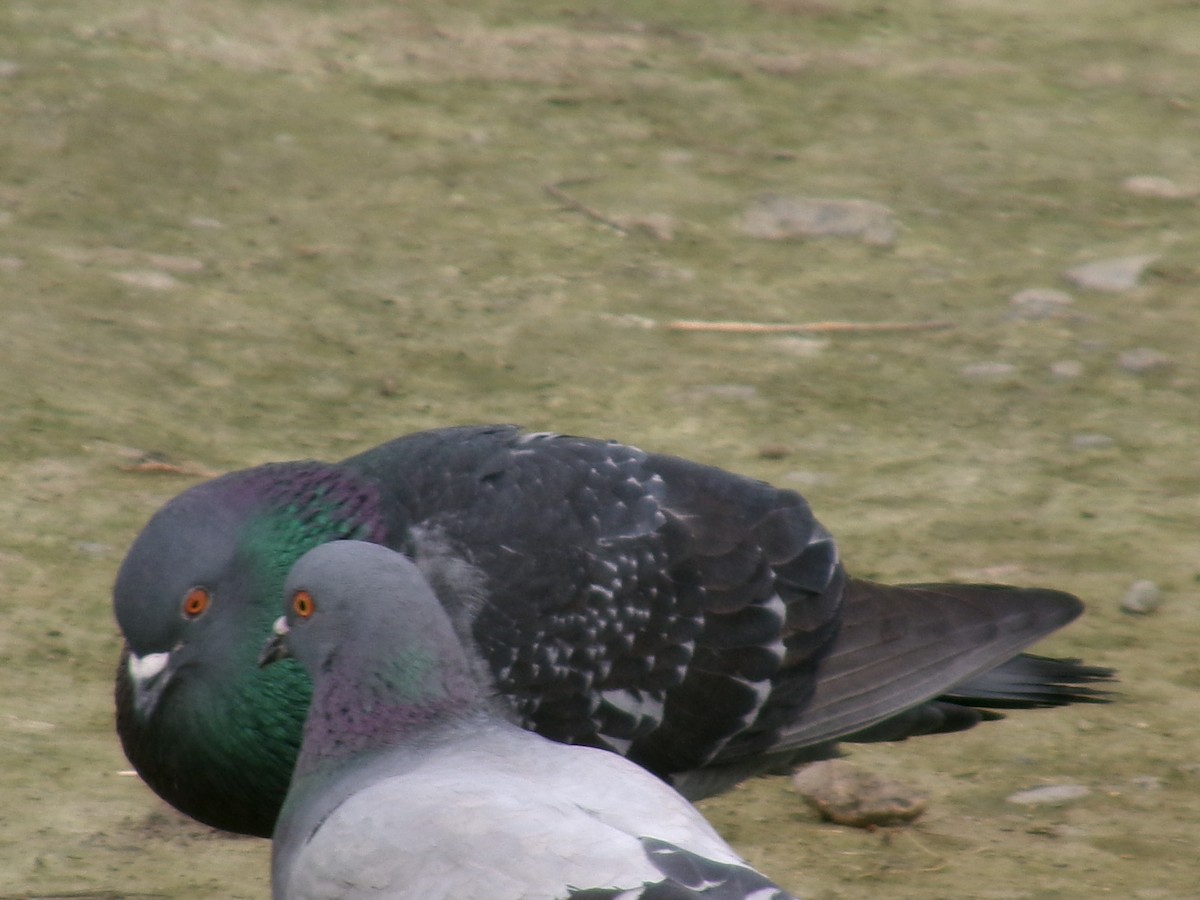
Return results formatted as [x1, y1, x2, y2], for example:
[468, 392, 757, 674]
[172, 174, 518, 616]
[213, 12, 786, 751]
[264, 540, 798, 900]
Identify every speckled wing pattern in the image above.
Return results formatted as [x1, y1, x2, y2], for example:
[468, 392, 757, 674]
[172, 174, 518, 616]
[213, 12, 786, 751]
[342, 426, 843, 777]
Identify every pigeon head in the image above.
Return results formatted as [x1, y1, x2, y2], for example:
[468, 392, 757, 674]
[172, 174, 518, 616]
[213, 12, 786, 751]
[260, 541, 481, 772]
[112, 461, 388, 836]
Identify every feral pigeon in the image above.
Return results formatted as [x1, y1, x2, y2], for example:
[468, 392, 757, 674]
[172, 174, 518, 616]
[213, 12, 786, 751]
[261, 540, 799, 900]
[114, 425, 1113, 837]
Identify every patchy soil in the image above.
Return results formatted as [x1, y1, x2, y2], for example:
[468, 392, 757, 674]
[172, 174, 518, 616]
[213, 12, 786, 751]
[1, 0, 1198, 897]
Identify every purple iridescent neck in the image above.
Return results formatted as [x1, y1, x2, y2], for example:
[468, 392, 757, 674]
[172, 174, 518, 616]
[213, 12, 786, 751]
[294, 652, 480, 775]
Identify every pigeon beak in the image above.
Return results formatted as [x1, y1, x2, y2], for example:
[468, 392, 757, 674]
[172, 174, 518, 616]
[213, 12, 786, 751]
[127, 649, 174, 720]
[258, 616, 292, 668]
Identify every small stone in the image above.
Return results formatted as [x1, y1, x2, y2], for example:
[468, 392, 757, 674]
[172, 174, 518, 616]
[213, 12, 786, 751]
[1129, 775, 1164, 791]
[960, 362, 1017, 379]
[1120, 580, 1161, 615]
[188, 216, 225, 229]
[770, 336, 828, 357]
[784, 470, 836, 487]
[1121, 175, 1199, 200]
[144, 253, 204, 273]
[1005, 784, 1091, 806]
[792, 759, 927, 827]
[0, 60, 21, 78]
[112, 270, 181, 290]
[740, 195, 897, 246]
[75, 542, 112, 557]
[1010, 287, 1074, 319]
[1118, 347, 1173, 374]
[0, 255, 24, 271]
[1064, 254, 1157, 292]
[1071, 433, 1115, 449]
[599, 313, 657, 330]
[1049, 360, 1084, 379]
[758, 444, 790, 460]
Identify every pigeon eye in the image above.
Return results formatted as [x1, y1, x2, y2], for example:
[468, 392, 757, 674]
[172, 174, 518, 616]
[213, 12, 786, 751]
[292, 590, 316, 619]
[182, 587, 210, 619]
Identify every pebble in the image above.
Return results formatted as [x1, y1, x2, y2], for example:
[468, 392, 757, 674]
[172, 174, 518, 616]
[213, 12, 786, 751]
[0, 61, 21, 78]
[1064, 254, 1157, 292]
[770, 336, 829, 357]
[792, 759, 927, 827]
[960, 361, 1017, 379]
[1049, 360, 1084, 379]
[1005, 784, 1091, 806]
[1071, 433, 1115, 449]
[784, 470, 836, 487]
[1010, 287, 1074, 319]
[0, 256, 24, 271]
[75, 542, 113, 557]
[1118, 347, 1173, 374]
[1120, 579, 1162, 615]
[740, 195, 897, 246]
[112, 270, 181, 290]
[1121, 175, 1199, 200]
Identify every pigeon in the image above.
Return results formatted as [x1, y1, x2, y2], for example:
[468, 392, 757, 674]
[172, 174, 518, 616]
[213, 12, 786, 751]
[113, 424, 1113, 838]
[260, 540, 799, 900]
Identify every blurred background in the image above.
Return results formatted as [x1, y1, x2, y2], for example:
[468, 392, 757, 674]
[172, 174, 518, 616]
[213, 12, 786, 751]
[2, 1, 1197, 896]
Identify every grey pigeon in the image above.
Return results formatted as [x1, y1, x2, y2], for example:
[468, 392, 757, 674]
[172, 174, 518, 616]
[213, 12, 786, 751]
[261, 540, 799, 900]
[114, 425, 1113, 837]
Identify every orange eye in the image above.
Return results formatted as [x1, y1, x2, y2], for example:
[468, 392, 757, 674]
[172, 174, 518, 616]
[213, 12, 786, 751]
[292, 590, 316, 619]
[182, 587, 210, 618]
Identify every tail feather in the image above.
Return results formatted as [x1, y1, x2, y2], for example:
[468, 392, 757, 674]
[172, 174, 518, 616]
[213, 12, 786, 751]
[771, 579, 1096, 751]
[943, 652, 1115, 709]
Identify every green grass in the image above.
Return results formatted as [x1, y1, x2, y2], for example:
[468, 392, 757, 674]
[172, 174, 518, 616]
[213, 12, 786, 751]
[2, 0, 1197, 896]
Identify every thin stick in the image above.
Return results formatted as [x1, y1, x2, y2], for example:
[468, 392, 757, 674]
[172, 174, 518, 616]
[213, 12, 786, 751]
[544, 181, 629, 235]
[665, 319, 953, 334]
[119, 460, 221, 478]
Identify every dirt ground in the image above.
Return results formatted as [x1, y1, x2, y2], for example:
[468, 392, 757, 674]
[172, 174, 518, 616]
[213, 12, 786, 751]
[1, 1, 1198, 897]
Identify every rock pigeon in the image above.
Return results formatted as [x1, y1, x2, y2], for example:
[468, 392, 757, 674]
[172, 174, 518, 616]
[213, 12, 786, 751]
[261, 540, 799, 900]
[113, 425, 1112, 838]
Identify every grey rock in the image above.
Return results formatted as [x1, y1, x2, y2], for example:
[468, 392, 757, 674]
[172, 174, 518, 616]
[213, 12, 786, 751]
[770, 336, 829, 357]
[1121, 175, 1199, 200]
[1071, 433, 1115, 450]
[1064, 254, 1157, 292]
[1120, 580, 1161, 615]
[1010, 287, 1074, 319]
[1118, 347, 1173, 374]
[112, 270, 181, 291]
[740, 195, 897, 246]
[1049, 360, 1084, 379]
[1005, 784, 1091, 806]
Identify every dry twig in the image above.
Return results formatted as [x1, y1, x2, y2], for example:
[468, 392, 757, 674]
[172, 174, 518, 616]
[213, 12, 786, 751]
[118, 458, 221, 478]
[665, 319, 953, 334]
[544, 181, 629, 235]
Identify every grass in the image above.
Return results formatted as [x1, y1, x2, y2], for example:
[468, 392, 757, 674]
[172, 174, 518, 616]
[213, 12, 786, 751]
[1, 0, 1198, 896]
